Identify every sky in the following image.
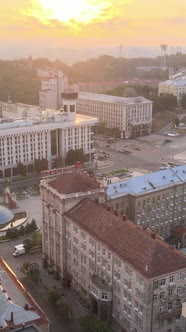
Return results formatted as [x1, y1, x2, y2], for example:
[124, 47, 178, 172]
[0, 0, 186, 61]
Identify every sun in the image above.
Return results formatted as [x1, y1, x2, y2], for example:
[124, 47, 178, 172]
[36, 0, 108, 25]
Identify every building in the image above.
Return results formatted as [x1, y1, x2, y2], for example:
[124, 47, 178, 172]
[106, 165, 186, 239]
[40, 170, 105, 277]
[158, 74, 186, 103]
[1, 101, 41, 119]
[0, 257, 48, 331]
[76, 92, 152, 138]
[41, 190, 186, 332]
[38, 68, 68, 109]
[0, 91, 98, 178]
[78, 81, 124, 94]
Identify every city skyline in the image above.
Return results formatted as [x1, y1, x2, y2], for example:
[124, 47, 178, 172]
[0, 0, 185, 61]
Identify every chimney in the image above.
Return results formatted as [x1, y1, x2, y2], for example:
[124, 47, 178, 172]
[24, 303, 29, 310]
[11, 312, 14, 322]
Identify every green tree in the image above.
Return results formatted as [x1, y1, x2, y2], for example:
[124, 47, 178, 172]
[53, 155, 63, 168]
[65, 149, 85, 166]
[80, 315, 112, 332]
[180, 94, 186, 109]
[48, 290, 61, 304]
[31, 231, 42, 248]
[30, 219, 38, 232]
[34, 158, 48, 173]
[17, 162, 27, 176]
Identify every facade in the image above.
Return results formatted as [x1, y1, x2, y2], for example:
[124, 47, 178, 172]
[0, 257, 48, 331]
[158, 74, 186, 103]
[38, 68, 68, 109]
[40, 171, 105, 277]
[78, 81, 124, 94]
[0, 91, 98, 178]
[106, 165, 186, 239]
[76, 92, 152, 138]
[41, 189, 186, 332]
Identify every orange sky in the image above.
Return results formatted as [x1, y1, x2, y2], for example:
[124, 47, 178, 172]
[1, 0, 186, 50]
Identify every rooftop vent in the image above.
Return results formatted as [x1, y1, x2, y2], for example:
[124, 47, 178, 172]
[163, 176, 166, 179]
[142, 187, 146, 190]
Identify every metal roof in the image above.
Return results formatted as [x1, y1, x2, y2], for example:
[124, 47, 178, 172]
[107, 165, 186, 199]
[0, 205, 14, 225]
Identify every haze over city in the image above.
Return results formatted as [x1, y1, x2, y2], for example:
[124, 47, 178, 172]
[1, 0, 186, 63]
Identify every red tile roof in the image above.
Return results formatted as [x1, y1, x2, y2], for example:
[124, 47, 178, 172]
[48, 171, 101, 194]
[64, 198, 186, 279]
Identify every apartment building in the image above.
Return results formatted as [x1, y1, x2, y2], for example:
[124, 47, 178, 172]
[0, 91, 98, 178]
[38, 67, 68, 109]
[40, 171, 105, 277]
[158, 74, 186, 103]
[106, 165, 186, 239]
[76, 92, 152, 138]
[41, 186, 186, 332]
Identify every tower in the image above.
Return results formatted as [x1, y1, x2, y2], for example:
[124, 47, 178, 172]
[160, 44, 168, 69]
[61, 89, 78, 121]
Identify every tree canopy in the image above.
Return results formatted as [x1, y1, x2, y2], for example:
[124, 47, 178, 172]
[65, 149, 85, 165]
[80, 316, 112, 332]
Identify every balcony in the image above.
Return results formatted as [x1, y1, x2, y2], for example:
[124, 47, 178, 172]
[91, 274, 112, 292]
[157, 307, 182, 320]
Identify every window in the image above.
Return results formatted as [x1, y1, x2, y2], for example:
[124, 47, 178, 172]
[169, 276, 174, 283]
[154, 281, 159, 289]
[168, 303, 172, 311]
[153, 294, 158, 303]
[178, 273, 182, 281]
[177, 286, 182, 294]
[102, 292, 108, 300]
[167, 317, 172, 324]
[160, 292, 165, 300]
[160, 279, 166, 287]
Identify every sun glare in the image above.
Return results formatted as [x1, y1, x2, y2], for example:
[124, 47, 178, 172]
[36, 0, 109, 25]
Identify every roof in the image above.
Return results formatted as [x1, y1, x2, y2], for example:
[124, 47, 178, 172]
[48, 171, 101, 194]
[107, 165, 186, 199]
[159, 74, 186, 87]
[78, 91, 152, 105]
[174, 227, 186, 235]
[0, 257, 48, 330]
[78, 81, 124, 86]
[64, 198, 186, 279]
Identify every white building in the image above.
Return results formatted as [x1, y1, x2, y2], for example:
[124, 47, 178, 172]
[38, 68, 68, 109]
[1, 101, 42, 119]
[0, 91, 98, 178]
[76, 92, 152, 138]
[158, 74, 186, 103]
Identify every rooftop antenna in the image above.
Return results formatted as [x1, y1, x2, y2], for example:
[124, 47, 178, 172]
[119, 44, 122, 58]
[160, 44, 168, 69]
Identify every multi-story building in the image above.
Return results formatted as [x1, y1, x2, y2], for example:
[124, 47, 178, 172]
[106, 165, 186, 239]
[78, 81, 124, 94]
[1, 101, 41, 119]
[38, 67, 68, 109]
[76, 92, 153, 138]
[158, 74, 186, 103]
[0, 91, 98, 178]
[41, 186, 186, 332]
[40, 171, 105, 276]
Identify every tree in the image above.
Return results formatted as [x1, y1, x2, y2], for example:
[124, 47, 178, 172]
[180, 94, 186, 109]
[34, 158, 48, 173]
[30, 219, 38, 232]
[80, 315, 112, 332]
[53, 155, 63, 168]
[48, 290, 60, 304]
[17, 162, 27, 176]
[65, 149, 85, 166]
